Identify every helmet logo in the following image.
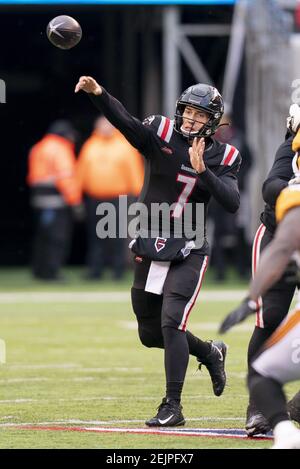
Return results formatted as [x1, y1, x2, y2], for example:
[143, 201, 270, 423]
[211, 87, 220, 99]
[189, 98, 202, 104]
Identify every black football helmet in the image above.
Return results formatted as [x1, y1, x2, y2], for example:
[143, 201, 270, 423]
[174, 84, 224, 139]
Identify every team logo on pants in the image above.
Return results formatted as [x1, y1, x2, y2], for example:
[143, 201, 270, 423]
[155, 237, 167, 253]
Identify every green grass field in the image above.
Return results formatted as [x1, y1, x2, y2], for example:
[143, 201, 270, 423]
[0, 268, 298, 449]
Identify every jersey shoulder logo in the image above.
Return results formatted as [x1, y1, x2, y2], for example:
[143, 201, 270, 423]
[143, 115, 155, 126]
[161, 146, 173, 155]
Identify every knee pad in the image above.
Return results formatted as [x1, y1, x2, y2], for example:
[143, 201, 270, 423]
[131, 287, 163, 348]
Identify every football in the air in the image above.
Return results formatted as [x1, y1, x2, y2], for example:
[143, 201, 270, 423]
[46, 15, 82, 50]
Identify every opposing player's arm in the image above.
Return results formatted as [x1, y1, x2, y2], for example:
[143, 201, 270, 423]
[219, 297, 257, 333]
[75, 76, 151, 153]
[249, 206, 300, 301]
[219, 205, 300, 334]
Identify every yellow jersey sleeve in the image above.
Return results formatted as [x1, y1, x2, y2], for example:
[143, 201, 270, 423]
[276, 185, 300, 223]
[292, 129, 300, 152]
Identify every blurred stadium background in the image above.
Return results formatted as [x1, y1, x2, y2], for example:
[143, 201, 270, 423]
[0, 0, 299, 450]
[0, 0, 298, 268]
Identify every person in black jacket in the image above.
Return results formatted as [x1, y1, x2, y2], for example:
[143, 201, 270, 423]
[75, 76, 241, 426]
[244, 108, 300, 436]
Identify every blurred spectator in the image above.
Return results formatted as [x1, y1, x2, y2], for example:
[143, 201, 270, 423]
[210, 114, 253, 280]
[27, 120, 82, 280]
[77, 116, 144, 280]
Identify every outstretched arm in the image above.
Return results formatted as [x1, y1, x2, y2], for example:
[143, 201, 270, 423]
[75, 76, 151, 153]
[219, 128, 300, 334]
[219, 206, 300, 333]
[75, 75, 102, 95]
[249, 207, 300, 300]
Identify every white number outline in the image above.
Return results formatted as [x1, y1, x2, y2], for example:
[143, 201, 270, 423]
[172, 173, 196, 218]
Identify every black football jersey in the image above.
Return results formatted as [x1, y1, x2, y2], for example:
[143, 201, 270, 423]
[260, 136, 294, 233]
[89, 90, 241, 251]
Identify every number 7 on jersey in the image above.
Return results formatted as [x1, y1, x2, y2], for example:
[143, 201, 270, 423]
[172, 173, 196, 218]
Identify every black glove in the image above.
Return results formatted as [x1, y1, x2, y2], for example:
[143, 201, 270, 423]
[219, 297, 258, 334]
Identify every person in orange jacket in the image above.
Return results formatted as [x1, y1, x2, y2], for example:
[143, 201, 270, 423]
[27, 120, 82, 280]
[77, 116, 144, 280]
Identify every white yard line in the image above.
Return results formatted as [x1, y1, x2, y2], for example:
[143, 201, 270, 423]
[0, 372, 245, 385]
[0, 290, 247, 303]
[119, 320, 254, 332]
[0, 378, 51, 384]
[0, 376, 104, 383]
[0, 416, 245, 428]
[8, 363, 81, 370]
[0, 394, 248, 405]
[6, 365, 143, 373]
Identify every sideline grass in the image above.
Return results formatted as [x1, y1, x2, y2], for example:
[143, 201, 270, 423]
[0, 267, 249, 292]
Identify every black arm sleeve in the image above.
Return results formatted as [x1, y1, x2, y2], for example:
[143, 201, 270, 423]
[197, 160, 240, 213]
[88, 89, 151, 153]
[262, 179, 288, 206]
[262, 136, 294, 206]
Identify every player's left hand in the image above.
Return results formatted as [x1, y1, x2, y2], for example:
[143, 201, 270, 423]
[189, 137, 206, 174]
[219, 297, 258, 334]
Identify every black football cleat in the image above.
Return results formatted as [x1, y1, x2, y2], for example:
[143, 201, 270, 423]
[145, 398, 185, 427]
[197, 340, 227, 396]
[287, 391, 300, 424]
[245, 403, 271, 436]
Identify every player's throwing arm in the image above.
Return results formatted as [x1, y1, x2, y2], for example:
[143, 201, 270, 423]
[75, 76, 102, 96]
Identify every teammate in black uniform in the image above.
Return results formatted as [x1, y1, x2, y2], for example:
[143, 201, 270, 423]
[218, 154, 300, 448]
[75, 76, 241, 426]
[244, 107, 300, 436]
